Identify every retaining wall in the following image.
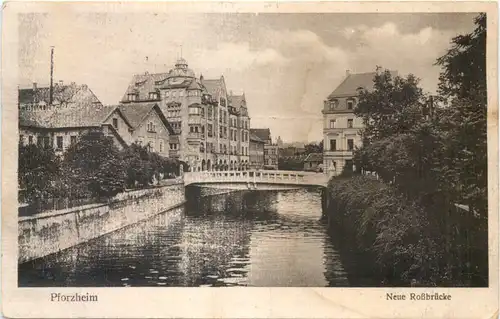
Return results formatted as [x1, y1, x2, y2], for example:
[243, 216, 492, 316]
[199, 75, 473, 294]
[18, 183, 185, 263]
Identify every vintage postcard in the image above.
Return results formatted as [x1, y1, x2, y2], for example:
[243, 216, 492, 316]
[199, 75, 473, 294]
[1, 1, 498, 318]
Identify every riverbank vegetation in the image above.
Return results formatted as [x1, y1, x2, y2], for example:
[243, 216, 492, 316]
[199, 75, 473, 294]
[326, 14, 487, 286]
[19, 131, 186, 214]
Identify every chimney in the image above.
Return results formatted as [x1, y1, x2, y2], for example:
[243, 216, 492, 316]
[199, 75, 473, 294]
[345, 69, 350, 77]
[58, 80, 64, 86]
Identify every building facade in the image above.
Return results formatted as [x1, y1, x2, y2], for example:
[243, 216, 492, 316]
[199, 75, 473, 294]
[303, 153, 323, 172]
[322, 70, 396, 176]
[118, 102, 175, 158]
[120, 58, 251, 171]
[19, 104, 130, 155]
[249, 132, 265, 169]
[250, 128, 279, 170]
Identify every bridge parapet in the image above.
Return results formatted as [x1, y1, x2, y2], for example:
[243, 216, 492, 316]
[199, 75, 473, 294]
[184, 170, 328, 187]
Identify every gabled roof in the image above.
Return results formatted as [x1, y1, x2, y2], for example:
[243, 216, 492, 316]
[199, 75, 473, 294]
[304, 152, 323, 163]
[327, 71, 398, 99]
[249, 132, 265, 143]
[118, 102, 175, 135]
[229, 94, 245, 110]
[201, 78, 221, 96]
[250, 128, 271, 141]
[19, 83, 101, 107]
[19, 104, 119, 129]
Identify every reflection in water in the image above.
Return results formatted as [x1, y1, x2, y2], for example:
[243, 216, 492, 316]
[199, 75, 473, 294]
[19, 189, 349, 287]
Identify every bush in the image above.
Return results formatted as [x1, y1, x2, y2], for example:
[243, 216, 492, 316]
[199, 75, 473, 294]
[325, 175, 485, 286]
[62, 131, 126, 199]
[18, 142, 61, 203]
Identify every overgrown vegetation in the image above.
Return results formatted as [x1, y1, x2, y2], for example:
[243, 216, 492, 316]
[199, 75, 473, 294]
[19, 131, 183, 212]
[327, 14, 488, 286]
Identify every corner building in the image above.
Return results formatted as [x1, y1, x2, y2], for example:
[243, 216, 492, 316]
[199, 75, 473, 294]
[322, 70, 397, 176]
[120, 58, 251, 171]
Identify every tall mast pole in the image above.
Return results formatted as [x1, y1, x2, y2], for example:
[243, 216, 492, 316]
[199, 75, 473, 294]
[49, 46, 54, 105]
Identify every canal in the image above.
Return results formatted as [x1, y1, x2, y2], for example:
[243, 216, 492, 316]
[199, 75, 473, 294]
[19, 189, 350, 287]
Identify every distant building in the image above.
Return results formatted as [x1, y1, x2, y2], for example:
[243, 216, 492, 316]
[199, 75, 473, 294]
[18, 81, 102, 111]
[249, 132, 265, 169]
[120, 58, 251, 171]
[303, 153, 323, 172]
[276, 136, 283, 148]
[279, 146, 305, 157]
[118, 102, 175, 158]
[250, 128, 279, 170]
[322, 70, 397, 176]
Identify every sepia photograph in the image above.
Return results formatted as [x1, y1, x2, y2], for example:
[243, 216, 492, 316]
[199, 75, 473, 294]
[2, 1, 498, 318]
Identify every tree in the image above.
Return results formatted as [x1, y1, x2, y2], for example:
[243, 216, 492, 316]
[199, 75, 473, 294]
[18, 142, 60, 203]
[304, 141, 323, 154]
[436, 13, 487, 217]
[355, 70, 426, 144]
[62, 130, 126, 199]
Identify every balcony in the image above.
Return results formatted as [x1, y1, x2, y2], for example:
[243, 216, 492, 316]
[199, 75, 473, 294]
[188, 115, 202, 125]
[187, 132, 202, 141]
[323, 150, 354, 157]
[169, 149, 179, 158]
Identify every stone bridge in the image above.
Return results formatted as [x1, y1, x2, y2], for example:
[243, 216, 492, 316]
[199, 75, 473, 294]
[183, 170, 329, 190]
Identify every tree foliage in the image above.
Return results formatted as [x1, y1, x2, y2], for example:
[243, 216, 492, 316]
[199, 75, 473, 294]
[18, 143, 61, 203]
[333, 14, 488, 286]
[62, 130, 126, 199]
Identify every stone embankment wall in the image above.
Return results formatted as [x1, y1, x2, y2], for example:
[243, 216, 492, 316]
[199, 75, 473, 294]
[18, 184, 185, 263]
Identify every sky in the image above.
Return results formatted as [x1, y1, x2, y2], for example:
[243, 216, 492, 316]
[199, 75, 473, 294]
[18, 11, 478, 143]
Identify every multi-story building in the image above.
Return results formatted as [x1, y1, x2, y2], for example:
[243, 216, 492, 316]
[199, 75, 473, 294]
[120, 58, 251, 171]
[322, 70, 396, 176]
[249, 132, 265, 169]
[250, 128, 279, 170]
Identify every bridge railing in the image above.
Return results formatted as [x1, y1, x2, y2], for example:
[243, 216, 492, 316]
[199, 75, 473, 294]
[183, 170, 328, 186]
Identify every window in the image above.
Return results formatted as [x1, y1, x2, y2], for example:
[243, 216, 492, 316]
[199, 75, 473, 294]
[194, 126, 199, 133]
[347, 119, 353, 128]
[347, 139, 354, 151]
[180, 91, 184, 97]
[159, 140, 163, 152]
[207, 106, 213, 119]
[20, 135, 24, 145]
[56, 136, 63, 149]
[147, 122, 156, 132]
[219, 127, 223, 138]
[330, 139, 336, 151]
[345, 159, 354, 171]
[44, 136, 50, 147]
[201, 126, 205, 135]
[347, 100, 354, 110]
[113, 118, 118, 129]
[242, 146, 245, 155]
[128, 94, 136, 101]
[329, 120, 336, 129]
[149, 92, 158, 100]
[28, 135, 34, 145]
[71, 135, 77, 145]
[208, 124, 213, 137]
